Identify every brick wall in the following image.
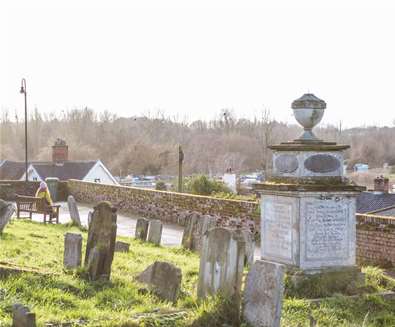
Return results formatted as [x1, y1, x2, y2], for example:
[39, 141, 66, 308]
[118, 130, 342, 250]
[67, 179, 260, 233]
[356, 214, 395, 267]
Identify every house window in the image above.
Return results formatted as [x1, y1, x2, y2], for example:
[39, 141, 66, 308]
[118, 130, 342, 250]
[33, 177, 38, 181]
[94, 178, 101, 183]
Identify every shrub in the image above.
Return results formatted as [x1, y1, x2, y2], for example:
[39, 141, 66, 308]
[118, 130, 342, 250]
[185, 175, 231, 196]
[155, 181, 167, 191]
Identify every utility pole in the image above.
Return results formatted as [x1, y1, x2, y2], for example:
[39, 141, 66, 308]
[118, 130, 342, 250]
[20, 78, 28, 183]
[178, 145, 184, 193]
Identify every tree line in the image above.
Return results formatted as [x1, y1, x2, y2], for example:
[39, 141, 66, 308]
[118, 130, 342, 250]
[1, 107, 394, 176]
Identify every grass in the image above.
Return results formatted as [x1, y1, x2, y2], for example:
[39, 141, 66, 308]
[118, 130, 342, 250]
[1, 220, 395, 326]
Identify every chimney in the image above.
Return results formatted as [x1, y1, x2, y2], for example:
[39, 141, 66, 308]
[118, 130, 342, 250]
[374, 175, 389, 193]
[52, 138, 68, 163]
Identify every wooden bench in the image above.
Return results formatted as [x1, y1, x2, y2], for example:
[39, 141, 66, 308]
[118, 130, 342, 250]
[15, 195, 60, 224]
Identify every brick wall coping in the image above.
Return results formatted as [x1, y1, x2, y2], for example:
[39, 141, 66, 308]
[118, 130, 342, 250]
[356, 213, 395, 225]
[68, 179, 259, 205]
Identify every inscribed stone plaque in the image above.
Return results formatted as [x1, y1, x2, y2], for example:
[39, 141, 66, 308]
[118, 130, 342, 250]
[304, 199, 349, 260]
[262, 198, 294, 263]
[275, 154, 299, 174]
[304, 154, 340, 173]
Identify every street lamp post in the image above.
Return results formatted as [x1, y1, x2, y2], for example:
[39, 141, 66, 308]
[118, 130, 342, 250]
[20, 78, 28, 183]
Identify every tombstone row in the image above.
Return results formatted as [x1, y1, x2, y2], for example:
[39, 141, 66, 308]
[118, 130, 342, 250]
[135, 218, 163, 245]
[197, 227, 285, 327]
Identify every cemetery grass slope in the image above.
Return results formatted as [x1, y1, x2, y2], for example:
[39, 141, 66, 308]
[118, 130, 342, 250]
[1, 220, 395, 326]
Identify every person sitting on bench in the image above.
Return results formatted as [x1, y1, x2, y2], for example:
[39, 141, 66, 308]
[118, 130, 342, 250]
[35, 182, 54, 210]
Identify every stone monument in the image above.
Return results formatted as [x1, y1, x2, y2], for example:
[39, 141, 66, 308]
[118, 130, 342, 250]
[12, 303, 36, 327]
[254, 94, 364, 291]
[63, 233, 83, 269]
[85, 201, 117, 281]
[67, 195, 82, 228]
[0, 199, 15, 234]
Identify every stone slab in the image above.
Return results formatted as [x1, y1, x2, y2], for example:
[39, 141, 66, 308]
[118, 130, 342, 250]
[63, 233, 82, 269]
[115, 241, 130, 252]
[197, 227, 245, 299]
[147, 220, 163, 245]
[243, 260, 285, 327]
[67, 195, 82, 228]
[137, 261, 182, 302]
[135, 218, 149, 241]
[12, 303, 36, 327]
[0, 199, 15, 233]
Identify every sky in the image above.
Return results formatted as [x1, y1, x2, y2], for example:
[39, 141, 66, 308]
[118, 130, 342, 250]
[1, 0, 395, 128]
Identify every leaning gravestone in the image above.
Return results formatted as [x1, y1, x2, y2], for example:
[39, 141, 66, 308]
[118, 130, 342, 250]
[187, 214, 217, 252]
[84, 201, 117, 281]
[115, 241, 130, 252]
[137, 261, 182, 302]
[243, 260, 285, 327]
[67, 195, 82, 228]
[12, 303, 36, 327]
[197, 227, 245, 299]
[147, 220, 163, 245]
[63, 233, 82, 269]
[135, 218, 149, 241]
[241, 229, 255, 266]
[0, 199, 15, 234]
[181, 213, 199, 250]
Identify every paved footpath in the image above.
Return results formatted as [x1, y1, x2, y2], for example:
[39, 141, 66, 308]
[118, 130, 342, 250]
[28, 202, 184, 247]
[28, 202, 261, 258]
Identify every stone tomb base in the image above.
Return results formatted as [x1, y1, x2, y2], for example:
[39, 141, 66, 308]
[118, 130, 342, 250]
[285, 265, 365, 298]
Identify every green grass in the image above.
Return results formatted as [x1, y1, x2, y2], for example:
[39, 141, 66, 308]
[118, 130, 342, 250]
[1, 220, 395, 326]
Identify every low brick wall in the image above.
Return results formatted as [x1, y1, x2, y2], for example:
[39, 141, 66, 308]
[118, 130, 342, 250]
[67, 179, 260, 233]
[0, 180, 68, 201]
[356, 214, 395, 267]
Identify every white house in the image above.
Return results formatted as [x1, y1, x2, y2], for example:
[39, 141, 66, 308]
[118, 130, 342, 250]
[0, 139, 118, 185]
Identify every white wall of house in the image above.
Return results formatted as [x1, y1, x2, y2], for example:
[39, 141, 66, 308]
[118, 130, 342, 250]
[83, 161, 118, 185]
[22, 165, 43, 182]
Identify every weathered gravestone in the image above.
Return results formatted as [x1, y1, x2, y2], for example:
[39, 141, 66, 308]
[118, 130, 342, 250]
[135, 218, 149, 241]
[147, 220, 163, 245]
[241, 229, 255, 266]
[115, 241, 130, 252]
[63, 233, 82, 269]
[0, 199, 15, 234]
[137, 261, 182, 302]
[12, 303, 36, 327]
[84, 202, 117, 281]
[181, 213, 199, 250]
[67, 195, 82, 228]
[197, 227, 245, 299]
[182, 214, 216, 251]
[87, 211, 93, 229]
[243, 260, 285, 327]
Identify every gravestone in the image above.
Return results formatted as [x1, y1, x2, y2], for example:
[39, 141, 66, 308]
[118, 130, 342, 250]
[87, 211, 93, 229]
[63, 233, 82, 269]
[45, 177, 59, 202]
[135, 218, 149, 241]
[12, 303, 36, 327]
[241, 229, 255, 266]
[147, 220, 163, 245]
[243, 260, 285, 327]
[67, 195, 82, 228]
[137, 261, 182, 302]
[181, 213, 198, 250]
[0, 199, 15, 234]
[115, 241, 130, 252]
[85, 201, 117, 281]
[197, 227, 245, 299]
[193, 215, 216, 252]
